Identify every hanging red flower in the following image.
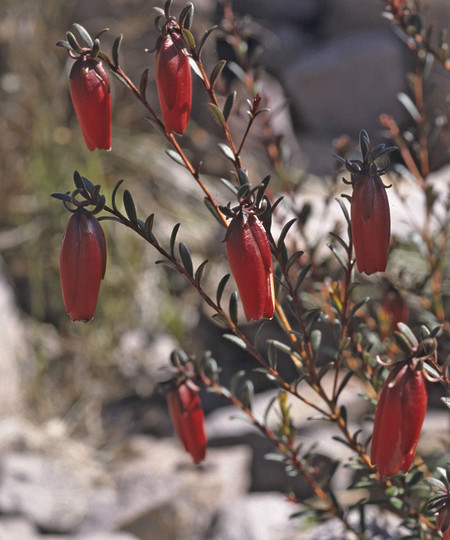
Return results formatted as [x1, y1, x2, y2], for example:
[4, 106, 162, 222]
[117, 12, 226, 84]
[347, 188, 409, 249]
[225, 210, 275, 321]
[155, 28, 192, 135]
[351, 172, 390, 274]
[70, 56, 112, 150]
[60, 208, 107, 322]
[167, 382, 207, 463]
[370, 358, 428, 477]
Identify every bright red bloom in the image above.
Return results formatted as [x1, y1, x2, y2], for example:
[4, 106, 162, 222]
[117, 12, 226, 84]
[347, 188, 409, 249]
[69, 56, 111, 150]
[167, 383, 207, 463]
[370, 359, 427, 477]
[225, 211, 275, 321]
[351, 173, 390, 274]
[155, 29, 192, 134]
[60, 208, 107, 322]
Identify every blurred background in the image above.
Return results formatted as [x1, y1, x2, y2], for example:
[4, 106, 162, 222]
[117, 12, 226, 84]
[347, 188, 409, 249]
[0, 0, 448, 538]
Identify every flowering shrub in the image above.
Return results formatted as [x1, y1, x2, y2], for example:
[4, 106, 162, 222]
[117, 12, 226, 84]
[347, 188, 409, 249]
[53, 1, 450, 538]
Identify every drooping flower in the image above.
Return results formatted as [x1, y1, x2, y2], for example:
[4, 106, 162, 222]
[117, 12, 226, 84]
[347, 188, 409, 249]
[436, 499, 450, 540]
[155, 28, 192, 135]
[351, 172, 390, 274]
[167, 382, 207, 463]
[60, 208, 107, 322]
[370, 358, 428, 477]
[225, 210, 275, 321]
[69, 56, 111, 150]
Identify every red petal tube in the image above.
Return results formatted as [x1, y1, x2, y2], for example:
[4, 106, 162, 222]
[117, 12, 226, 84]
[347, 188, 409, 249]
[155, 31, 192, 135]
[225, 211, 275, 321]
[351, 173, 390, 274]
[370, 360, 428, 477]
[69, 56, 112, 151]
[60, 209, 107, 322]
[167, 383, 207, 463]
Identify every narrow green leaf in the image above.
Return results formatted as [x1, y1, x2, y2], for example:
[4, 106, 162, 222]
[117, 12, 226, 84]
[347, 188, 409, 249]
[197, 25, 218, 58]
[194, 260, 208, 286]
[170, 223, 181, 258]
[229, 291, 238, 325]
[51, 192, 72, 203]
[348, 297, 369, 319]
[335, 196, 351, 224]
[327, 243, 347, 270]
[424, 478, 447, 491]
[310, 329, 322, 356]
[180, 2, 194, 30]
[164, 0, 173, 18]
[277, 218, 297, 250]
[204, 197, 226, 226]
[397, 322, 419, 349]
[144, 213, 154, 240]
[294, 264, 312, 292]
[242, 380, 254, 410]
[56, 40, 72, 50]
[210, 60, 227, 89]
[223, 90, 236, 120]
[230, 369, 246, 395]
[212, 313, 230, 327]
[267, 341, 278, 369]
[179, 242, 194, 277]
[165, 149, 186, 167]
[223, 334, 248, 351]
[66, 31, 83, 53]
[73, 170, 94, 195]
[73, 23, 94, 47]
[140, 68, 149, 98]
[218, 144, 236, 164]
[181, 28, 195, 52]
[207, 103, 226, 128]
[188, 56, 204, 80]
[112, 34, 123, 67]
[123, 189, 138, 224]
[329, 231, 349, 252]
[216, 274, 230, 306]
[335, 371, 355, 399]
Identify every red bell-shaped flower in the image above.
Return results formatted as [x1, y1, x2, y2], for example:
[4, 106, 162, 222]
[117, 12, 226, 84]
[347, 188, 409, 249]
[155, 28, 192, 135]
[69, 56, 112, 150]
[225, 211, 275, 321]
[370, 358, 428, 477]
[60, 208, 107, 322]
[351, 172, 390, 274]
[167, 382, 207, 463]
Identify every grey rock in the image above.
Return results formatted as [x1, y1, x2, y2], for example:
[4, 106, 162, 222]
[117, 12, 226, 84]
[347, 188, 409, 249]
[206, 492, 301, 540]
[282, 30, 408, 137]
[0, 517, 36, 540]
[0, 259, 28, 416]
[109, 436, 252, 540]
[0, 452, 89, 533]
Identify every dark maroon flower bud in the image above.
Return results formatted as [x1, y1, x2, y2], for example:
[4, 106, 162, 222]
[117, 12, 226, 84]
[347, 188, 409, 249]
[155, 29, 192, 135]
[225, 210, 275, 321]
[436, 501, 450, 540]
[351, 173, 390, 274]
[60, 208, 107, 322]
[167, 382, 207, 463]
[69, 56, 112, 150]
[370, 358, 427, 477]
